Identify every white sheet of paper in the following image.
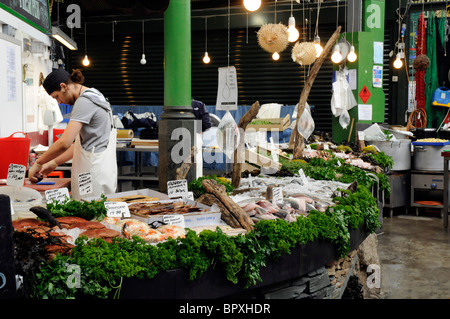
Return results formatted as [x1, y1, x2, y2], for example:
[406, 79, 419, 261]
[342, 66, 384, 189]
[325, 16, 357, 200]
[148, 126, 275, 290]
[358, 104, 373, 121]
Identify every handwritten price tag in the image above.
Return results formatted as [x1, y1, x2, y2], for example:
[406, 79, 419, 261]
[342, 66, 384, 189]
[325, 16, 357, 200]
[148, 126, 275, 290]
[7, 164, 26, 187]
[162, 215, 185, 228]
[298, 169, 309, 185]
[104, 201, 130, 218]
[78, 172, 93, 196]
[272, 187, 283, 204]
[45, 188, 70, 204]
[167, 179, 188, 198]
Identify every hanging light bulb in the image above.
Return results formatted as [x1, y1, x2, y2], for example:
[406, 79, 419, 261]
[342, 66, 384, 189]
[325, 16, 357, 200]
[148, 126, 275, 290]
[347, 45, 357, 62]
[272, 52, 280, 61]
[82, 54, 90, 66]
[203, 52, 211, 64]
[314, 35, 323, 57]
[331, 45, 342, 63]
[393, 53, 403, 69]
[140, 53, 147, 65]
[287, 16, 299, 42]
[243, 0, 261, 12]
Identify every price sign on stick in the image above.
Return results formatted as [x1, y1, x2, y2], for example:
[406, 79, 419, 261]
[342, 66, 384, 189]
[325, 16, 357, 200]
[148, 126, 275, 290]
[167, 179, 188, 198]
[298, 169, 309, 185]
[78, 172, 93, 196]
[6, 164, 26, 187]
[272, 187, 283, 204]
[45, 188, 70, 204]
[104, 202, 130, 218]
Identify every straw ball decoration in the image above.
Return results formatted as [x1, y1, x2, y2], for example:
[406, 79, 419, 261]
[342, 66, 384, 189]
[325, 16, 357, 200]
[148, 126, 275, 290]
[257, 23, 289, 54]
[413, 54, 430, 71]
[291, 41, 317, 66]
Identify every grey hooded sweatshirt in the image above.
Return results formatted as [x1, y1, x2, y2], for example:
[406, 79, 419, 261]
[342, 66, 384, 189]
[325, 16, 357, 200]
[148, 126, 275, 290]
[70, 87, 113, 153]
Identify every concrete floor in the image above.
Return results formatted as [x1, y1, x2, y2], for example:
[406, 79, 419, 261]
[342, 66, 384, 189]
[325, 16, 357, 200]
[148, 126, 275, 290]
[378, 212, 450, 299]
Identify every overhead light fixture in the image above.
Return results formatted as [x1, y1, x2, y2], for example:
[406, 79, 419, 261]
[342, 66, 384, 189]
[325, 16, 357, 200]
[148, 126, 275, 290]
[272, 52, 280, 61]
[347, 45, 357, 62]
[140, 20, 147, 65]
[314, 35, 323, 57]
[203, 17, 211, 64]
[331, 44, 342, 63]
[393, 53, 403, 69]
[82, 23, 90, 66]
[244, 0, 261, 12]
[287, 1, 299, 43]
[52, 26, 77, 50]
[287, 16, 299, 42]
[313, 0, 323, 57]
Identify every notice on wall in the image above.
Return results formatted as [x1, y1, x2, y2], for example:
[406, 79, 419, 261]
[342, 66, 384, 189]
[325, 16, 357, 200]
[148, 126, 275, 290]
[372, 65, 383, 88]
[216, 66, 238, 111]
[358, 104, 373, 121]
[6, 46, 16, 101]
[373, 41, 383, 64]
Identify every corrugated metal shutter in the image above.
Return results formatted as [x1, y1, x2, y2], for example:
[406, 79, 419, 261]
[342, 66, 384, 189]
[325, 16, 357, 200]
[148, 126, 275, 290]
[69, 24, 336, 132]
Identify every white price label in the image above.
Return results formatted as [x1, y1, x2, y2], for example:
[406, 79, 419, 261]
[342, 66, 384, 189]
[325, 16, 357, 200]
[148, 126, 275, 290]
[167, 179, 188, 198]
[324, 144, 329, 150]
[272, 187, 283, 204]
[162, 215, 185, 228]
[45, 187, 70, 204]
[298, 169, 309, 185]
[183, 191, 195, 201]
[78, 172, 93, 196]
[306, 144, 312, 151]
[104, 201, 130, 218]
[7, 164, 26, 187]
[337, 160, 342, 167]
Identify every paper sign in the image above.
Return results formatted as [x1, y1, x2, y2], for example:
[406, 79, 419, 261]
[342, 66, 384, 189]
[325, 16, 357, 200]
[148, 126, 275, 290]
[183, 191, 195, 201]
[358, 104, 373, 121]
[372, 65, 383, 88]
[167, 179, 188, 198]
[272, 187, 283, 204]
[6, 164, 26, 187]
[298, 169, 308, 185]
[104, 201, 130, 218]
[45, 188, 70, 204]
[78, 172, 93, 196]
[163, 215, 185, 228]
[216, 66, 238, 111]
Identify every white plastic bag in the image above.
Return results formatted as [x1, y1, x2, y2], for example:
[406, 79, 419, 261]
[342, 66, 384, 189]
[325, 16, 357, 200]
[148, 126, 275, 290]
[297, 103, 315, 139]
[216, 110, 240, 158]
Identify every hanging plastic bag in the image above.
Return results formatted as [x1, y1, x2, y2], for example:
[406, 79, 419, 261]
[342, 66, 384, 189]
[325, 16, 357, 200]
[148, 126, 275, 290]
[297, 102, 315, 139]
[216, 110, 240, 158]
[339, 108, 351, 130]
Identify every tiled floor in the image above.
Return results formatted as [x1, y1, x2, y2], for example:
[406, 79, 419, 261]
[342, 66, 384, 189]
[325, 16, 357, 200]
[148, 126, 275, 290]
[378, 213, 450, 299]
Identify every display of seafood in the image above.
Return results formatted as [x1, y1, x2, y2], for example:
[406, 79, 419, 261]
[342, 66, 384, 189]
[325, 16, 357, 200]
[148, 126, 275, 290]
[231, 176, 350, 223]
[128, 200, 208, 216]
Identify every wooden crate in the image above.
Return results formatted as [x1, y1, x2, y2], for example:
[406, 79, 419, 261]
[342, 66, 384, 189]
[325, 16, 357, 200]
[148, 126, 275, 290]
[246, 114, 291, 131]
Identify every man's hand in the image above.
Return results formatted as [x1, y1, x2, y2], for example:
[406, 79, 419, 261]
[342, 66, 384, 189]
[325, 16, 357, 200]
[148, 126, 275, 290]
[40, 160, 58, 177]
[28, 163, 43, 183]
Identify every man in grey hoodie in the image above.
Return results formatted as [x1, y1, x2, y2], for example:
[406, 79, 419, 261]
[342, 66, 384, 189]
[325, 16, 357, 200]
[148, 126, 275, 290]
[29, 68, 117, 199]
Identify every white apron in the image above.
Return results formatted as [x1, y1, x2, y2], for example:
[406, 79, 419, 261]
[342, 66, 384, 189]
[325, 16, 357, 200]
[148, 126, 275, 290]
[71, 127, 117, 200]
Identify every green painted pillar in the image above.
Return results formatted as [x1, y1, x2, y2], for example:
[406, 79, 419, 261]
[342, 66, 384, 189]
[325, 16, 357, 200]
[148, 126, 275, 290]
[332, 0, 386, 143]
[159, 0, 201, 193]
[162, 0, 193, 117]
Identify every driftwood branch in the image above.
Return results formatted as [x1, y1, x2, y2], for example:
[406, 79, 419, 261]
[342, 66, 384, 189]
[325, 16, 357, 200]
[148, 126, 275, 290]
[176, 146, 197, 180]
[289, 26, 342, 159]
[232, 101, 261, 188]
[201, 179, 254, 231]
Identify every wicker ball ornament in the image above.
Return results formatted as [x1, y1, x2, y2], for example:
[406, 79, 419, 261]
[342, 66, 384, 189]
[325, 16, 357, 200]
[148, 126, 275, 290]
[291, 41, 317, 66]
[257, 23, 289, 54]
[413, 54, 430, 71]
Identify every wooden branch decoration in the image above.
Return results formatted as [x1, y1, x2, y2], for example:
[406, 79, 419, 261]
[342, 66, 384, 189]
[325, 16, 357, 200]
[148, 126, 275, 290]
[289, 26, 342, 159]
[201, 179, 255, 231]
[232, 101, 260, 188]
[176, 146, 197, 180]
